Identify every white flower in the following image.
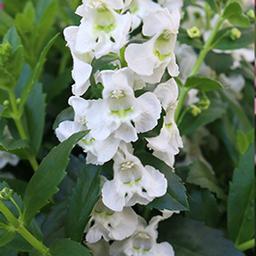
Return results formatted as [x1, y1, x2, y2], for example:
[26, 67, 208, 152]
[0, 151, 19, 169]
[147, 79, 183, 168]
[110, 213, 175, 256]
[102, 143, 167, 212]
[55, 96, 121, 165]
[84, 68, 161, 142]
[73, 3, 132, 59]
[125, 8, 180, 83]
[86, 199, 138, 243]
[64, 26, 93, 96]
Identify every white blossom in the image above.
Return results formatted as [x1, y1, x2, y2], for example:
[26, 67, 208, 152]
[158, 0, 183, 12]
[147, 79, 183, 168]
[64, 26, 93, 96]
[84, 68, 161, 142]
[55, 96, 121, 165]
[71, 2, 132, 59]
[87, 240, 110, 256]
[0, 151, 19, 169]
[102, 143, 167, 212]
[110, 213, 176, 256]
[86, 199, 138, 243]
[125, 8, 180, 83]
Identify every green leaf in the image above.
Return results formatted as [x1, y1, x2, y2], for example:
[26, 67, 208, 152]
[159, 216, 244, 256]
[236, 130, 252, 155]
[185, 76, 223, 92]
[15, 1, 36, 34]
[25, 83, 46, 154]
[66, 163, 101, 241]
[205, 0, 218, 12]
[50, 239, 91, 256]
[20, 33, 59, 108]
[187, 189, 221, 227]
[180, 99, 227, 136]
[228, 145, 255, 245]
[0, 228, 15, 247]
[214, 28, 254, 50]
[187, 160, 225, 199]
[137, 153, 189, 211]
[22, 131, 88, 224]
[223, 2, 250, 28]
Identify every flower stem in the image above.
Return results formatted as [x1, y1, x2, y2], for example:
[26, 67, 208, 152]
[0, 201, 50, 255]
[237, 239, 255, 251]
[175, 16, 224, 121]
[7, 89, 39, 171]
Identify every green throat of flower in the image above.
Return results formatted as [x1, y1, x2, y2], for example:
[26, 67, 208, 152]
[111, 107, 134, 118]
[94, 6, 116, 32]
[154, 30, 173, 61]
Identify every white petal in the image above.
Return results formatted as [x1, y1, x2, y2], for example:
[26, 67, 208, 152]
[55, 121, 83, 142]
[154, 242, 175, 256]
[134, 92, 161, 133]
[140, 63, 167, 84]
[125, 40, 157, 76]
[114, 122, 138, 143]
[86, 224, 105, 243]
[63, 26, 79, 50]
[168, 55, 180, 77]
[144, 165, 167, 197]
[154, 78, 179, 110]
[68, 96, 89, 124]
[102, 180, 126, 212]
[71, 57, 92, 96]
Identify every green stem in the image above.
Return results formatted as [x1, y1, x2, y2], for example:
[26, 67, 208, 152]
[237, 239, 255, 251]
[7, 89, 39, 171]
[0, 201, 50, 255]
[175, 16, 224, 121]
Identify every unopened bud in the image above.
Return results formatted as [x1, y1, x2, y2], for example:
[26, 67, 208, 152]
[199, 98, 210, 110]
[230, 28, 241, 41]
[0, 188, 13, 200]
[3, 100, 9, 106]
[247, 9, 255, 19]
[187, 26, 201, 39]
[190, 105, 202, 116]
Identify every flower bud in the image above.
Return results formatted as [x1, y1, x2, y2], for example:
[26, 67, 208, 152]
[0, 42, 12, 68]
[187, 26, 201, 39]
[190, 104, 201, 116]
[230, 28, 241, 41]
[0, 187, 14, 200]
[198, 97, 210, 110]
[247, 9, 255, 19]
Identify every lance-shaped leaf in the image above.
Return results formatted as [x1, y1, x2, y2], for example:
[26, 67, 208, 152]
[159, 216, 244, 256]
[22, 131, 87, 224]
[228, 145, 255, 245]
[65, 163, 101, 242]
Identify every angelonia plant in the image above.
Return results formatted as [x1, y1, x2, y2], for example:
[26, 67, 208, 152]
[0, 0, 254, 255]
[56, 0, 183, 254]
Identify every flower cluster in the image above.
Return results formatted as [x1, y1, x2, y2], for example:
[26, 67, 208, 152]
[56, 0, 183, 254]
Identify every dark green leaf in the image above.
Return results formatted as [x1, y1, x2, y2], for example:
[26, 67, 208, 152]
[65, 163, 101, 241]
[228, 145, 255, 244]
[22, 131, 88, 224]
[25, 83, 46, 154]
[0, 228, 15, 247]
[159, 216, 244, 256]
[50, 239, 91, 256]
[187, 160, 225, 199]
[223, 2, 250, 28]
[187, 189, 221, 227]
[185, 76, 223, 92]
